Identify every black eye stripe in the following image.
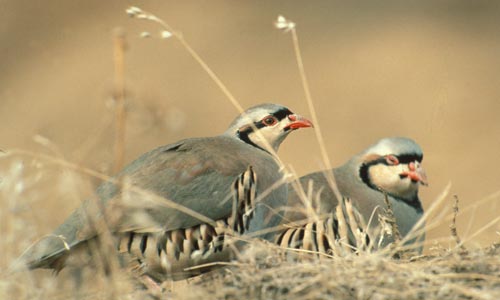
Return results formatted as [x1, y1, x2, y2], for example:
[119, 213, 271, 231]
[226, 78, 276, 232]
[235, 108, 292, 153]
[371, 153, 422, 166]
[238, 108, 293, 135]
[396, 154, 423, 164]
[253, 122, 267, 129]
[272, 108, 293, 121]
[360, 153, 422, 186]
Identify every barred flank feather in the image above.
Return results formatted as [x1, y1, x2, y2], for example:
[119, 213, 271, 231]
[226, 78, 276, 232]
[228, 166, 257, 234]
[277, 198, 371, 255]
[117, 166, 257, 278]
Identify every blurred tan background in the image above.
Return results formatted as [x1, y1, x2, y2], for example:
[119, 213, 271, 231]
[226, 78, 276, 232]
[1, 0, 499, 253]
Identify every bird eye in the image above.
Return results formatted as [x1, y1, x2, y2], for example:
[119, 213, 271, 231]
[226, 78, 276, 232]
[262, 116, 277, 126]
[385, 155, 399, 165]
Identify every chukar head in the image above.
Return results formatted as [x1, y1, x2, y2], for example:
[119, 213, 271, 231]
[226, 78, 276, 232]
[358, 137, 428, 203]
[224, 103, 313, 152]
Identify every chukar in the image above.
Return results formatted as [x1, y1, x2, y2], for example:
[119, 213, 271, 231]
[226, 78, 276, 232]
[17, 103, 312, 281]
[278, 137, 427, 254]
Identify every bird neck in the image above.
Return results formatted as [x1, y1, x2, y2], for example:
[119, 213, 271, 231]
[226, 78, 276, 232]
[236, 129, 271, 154]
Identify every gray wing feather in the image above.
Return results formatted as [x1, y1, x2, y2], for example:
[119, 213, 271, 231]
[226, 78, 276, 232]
[18, 136, 285, 270]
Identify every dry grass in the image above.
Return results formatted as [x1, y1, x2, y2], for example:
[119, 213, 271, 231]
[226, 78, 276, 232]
[1, 131, 499, 300]
[3, 183, 499, 300]
[111, 27, 127, 173]
[2, 198, 499, 300]
[174, 241, 500, 300]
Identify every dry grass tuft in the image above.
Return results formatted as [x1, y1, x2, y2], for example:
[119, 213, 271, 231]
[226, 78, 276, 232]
[5, 151, 498, 300]
[174, 241, 500, 300]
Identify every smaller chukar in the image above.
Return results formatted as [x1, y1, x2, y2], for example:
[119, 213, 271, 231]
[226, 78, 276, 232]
[278, 137, 428, 254]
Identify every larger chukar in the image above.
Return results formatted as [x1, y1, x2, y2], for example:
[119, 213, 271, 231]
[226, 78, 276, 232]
[17, 103, 312, 281]
[278, 137, 427, 254]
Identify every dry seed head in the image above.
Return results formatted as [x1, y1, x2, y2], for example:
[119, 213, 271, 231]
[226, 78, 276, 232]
[161, 30, 173, 39]
[378, 214, 392, 235]
[126, 6, 151, 20]
[274, 15, 295, 32]
[126, 6, 143, 17]
[126, 6, 174, 40]
[14, 181, 24, 194]
[10, 159, 24, 175]
[33, 134, 52, 147]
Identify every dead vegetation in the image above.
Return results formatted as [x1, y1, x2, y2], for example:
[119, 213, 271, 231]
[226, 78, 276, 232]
[171, 193, 500, 300]
[2, 157, 498, 300]
[174, 241, 500, 300]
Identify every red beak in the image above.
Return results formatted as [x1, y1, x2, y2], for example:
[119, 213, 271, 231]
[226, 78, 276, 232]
[285, 114, 314, 130]
[400, 162, 428, 186]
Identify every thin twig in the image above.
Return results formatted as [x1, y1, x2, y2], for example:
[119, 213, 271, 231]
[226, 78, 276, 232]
[125, 7, 283, 164]
[112, 28, 127, 173]
[381, 192, 404, 258]
[450, 194, 468, 254]
[289, 27, 343, 203]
